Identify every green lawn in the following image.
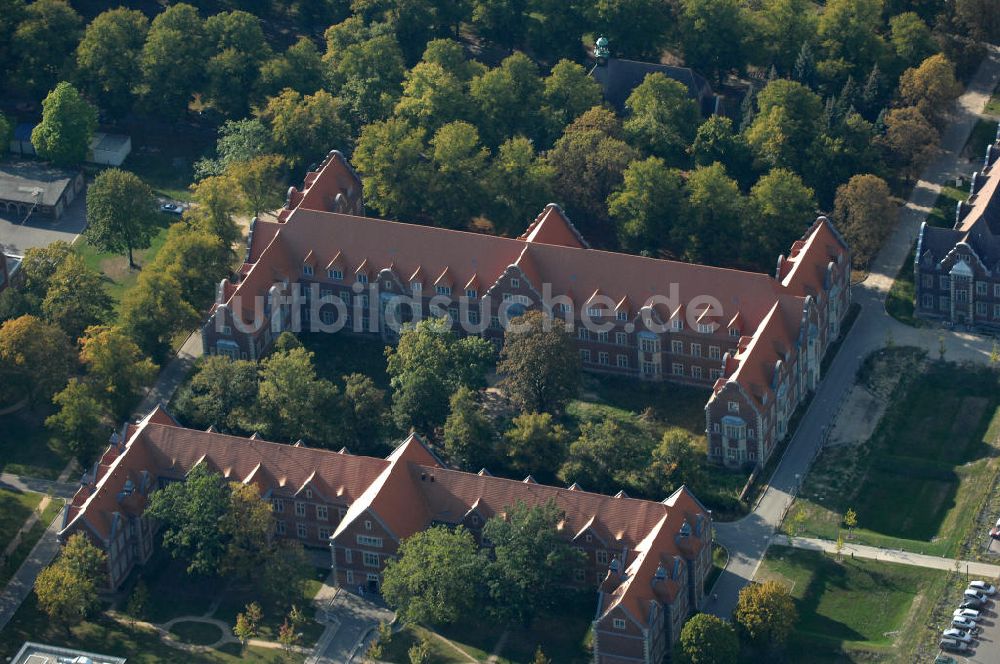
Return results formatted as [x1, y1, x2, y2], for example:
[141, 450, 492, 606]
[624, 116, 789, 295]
[73, 212, 175, 309]
[886, 243, 920, 326]
[758, 546, 948, 661]
[785, 349, 1000, 556]
[0, 489, 42, 551]
[925, 185, 967, 229]
[138, 549, 328, 645]
[986, 91, 1000, 116]
[0, 408, 71, 479]
[169, 620, 224, 646]
[964, 118, 998, 161]
[381, 593, 593, 663]
[0, 498, 63, 587]
[705, 543, 728, 594]
[0, 594, 298, 663]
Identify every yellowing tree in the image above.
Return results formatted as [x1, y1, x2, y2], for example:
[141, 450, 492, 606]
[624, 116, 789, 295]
[734, 579, 797, 649]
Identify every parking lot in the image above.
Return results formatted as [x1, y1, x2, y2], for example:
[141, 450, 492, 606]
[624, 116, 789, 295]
[939, 584, 1000, 663]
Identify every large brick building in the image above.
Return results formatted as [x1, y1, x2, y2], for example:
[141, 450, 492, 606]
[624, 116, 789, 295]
[915, 126, 1000, 328]
[201, 150, 851, 469]
[60, 406, 712, 664]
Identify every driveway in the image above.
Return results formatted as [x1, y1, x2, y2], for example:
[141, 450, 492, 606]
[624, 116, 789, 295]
[307, 589, 393, 664]
[0, 188, 87, 254]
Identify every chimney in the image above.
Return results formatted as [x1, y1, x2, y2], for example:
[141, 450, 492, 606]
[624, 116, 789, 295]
[956, 200, 972, 226]
[987, 144, 999, 169]
[971, 171, 985, 196]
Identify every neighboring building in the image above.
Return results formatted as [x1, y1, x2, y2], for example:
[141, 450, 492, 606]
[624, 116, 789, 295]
[9, 123, 36, 156]
[202, 150, 851, 469]
[0, 249, 24, 293]
[589, 38, 723, 116]
[0, 160, 84, 219]
[915, 125, 1000, 329]
[88, 132, 132, 167]
[60, 406, 712, 663]
[11, 641, 127, 664]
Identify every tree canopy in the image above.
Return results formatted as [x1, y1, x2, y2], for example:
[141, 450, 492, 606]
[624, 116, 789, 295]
[31, 81, 97, 166]
[84, 169, 158, 269]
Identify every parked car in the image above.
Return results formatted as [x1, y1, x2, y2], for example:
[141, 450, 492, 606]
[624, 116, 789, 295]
[969, 580, 997, 595]
[952, 617, 980, 632]
[940, 638, 971, 653]
[160, 202, 184, 216]
[942, 628, 974, 643]
[934, 655, 957, 664]
[954, 607, 982, 620]
[960, 597, 985, 609]
[964, 589, 990, 604]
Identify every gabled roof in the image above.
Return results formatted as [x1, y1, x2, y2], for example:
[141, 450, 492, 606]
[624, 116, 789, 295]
[518, 204, 590, 249]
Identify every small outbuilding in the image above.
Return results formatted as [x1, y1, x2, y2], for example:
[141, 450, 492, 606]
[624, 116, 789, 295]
[88, 132, 132, 166]
[0, 160, 84, 220]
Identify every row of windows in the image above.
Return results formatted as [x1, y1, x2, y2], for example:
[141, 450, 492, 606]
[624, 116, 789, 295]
[580, 350, 628, 367]
[276, 521, 332, 540]
[272, 499, 343, 521]
[924, 274, 1000, 298]
[670, 341, 724, 359]
[922, 295, 1000, 319]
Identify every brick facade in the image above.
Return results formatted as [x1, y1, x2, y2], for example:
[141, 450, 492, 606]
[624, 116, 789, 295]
[60, 407, 712, 663]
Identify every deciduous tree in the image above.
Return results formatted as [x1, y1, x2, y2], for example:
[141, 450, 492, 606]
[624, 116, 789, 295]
[386, 318, 494, 432]
[46, 379, 106, 463]
[469, 52, 542, 147]
[203, 10, 271, 117]
[229, 154, 287, 218]
[353, 117, 431, 221]
[624, 73, 700, 162]
[0, 314, 73, 405]
[174, 354, 258, 433]
[757, 0, 818, 74]
[484, 500, 585, 625]
[832, 173, 894, 267]
[898, 54, 962, 125]
[323, 21, 406, 128]
[254, 346, 342, 444]
[31, 82, 97, 167]
[340, 372, 389, 455]
[678, 0, 752, 82]
[503, 411, 569, 481]
[889, 12, 936, 67]
[40, 254, 113, 341]
[486, 137, 555, 235]
[539, 59, 602, 144]
[497, 310, 580, 415]
[427, 121, 489, 228]
[119, 270, 199, 361]
[559, 413, 655, 494]
[675, 613, 738, 664]
[84, 169, 157, 269]
[734, 579, 797, 648]
[79, 325, 157, 419]
[140, 3, 207, 118]
[146, 463, 230, 576]
[12, 0, 82, 96]
[75, 8, 149, 117]
[880, 106, 939, 182]
[259, 36, 324, 97]
[743, 169, 816, 268]
[682, 162, 744, 265]
[608, 156, 687, 254]
[382, 525, 482, 625]
[443, 386, 495, 469]
[261, 88, 352, 169]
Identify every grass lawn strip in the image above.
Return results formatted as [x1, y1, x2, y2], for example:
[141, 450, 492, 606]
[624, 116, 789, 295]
[169, 620, 225, 646]
[0, 498, 63, 587]
[0, 410, 73, 479]
[758, 546, 948, 661]
[0, 489, 42, 553]
[785, 348, 1000, 558]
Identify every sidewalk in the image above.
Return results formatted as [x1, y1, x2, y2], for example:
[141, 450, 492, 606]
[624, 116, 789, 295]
[773, 534, 1000, 579]
[133, 329, 203, 418]
[0, 509, 62, 632]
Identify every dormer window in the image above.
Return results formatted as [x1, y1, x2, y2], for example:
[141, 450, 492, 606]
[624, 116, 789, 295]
[617, 311, 627, 321]
[511, 277, 520, 288]
[671, 319, 683, 331]
[436, 285, 451, 295]
[729, 327, 740, 337]
[411, 282, 422, 293]
[728, 401, 739, 413]
[585, 533, 592, 542]
[466, 289, 477, 299]
[329, 269, 343, 280]
[613, 618, 626, 630]
[587, 306, 602, 317]
[357, 274, 368, 284]
[303, 265, 314, 276]
[697, 323, 713, 334]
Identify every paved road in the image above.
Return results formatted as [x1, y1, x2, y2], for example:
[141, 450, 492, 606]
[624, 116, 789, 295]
[306, 588, 393, 664]
[132, 329, 204, 419]
[773, 535, 1000, 578]
[0, 509, 61, 632]
[0, 191, 87, 254]
[708, 45, 1000, 620]
[0, 473, 77, 500]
